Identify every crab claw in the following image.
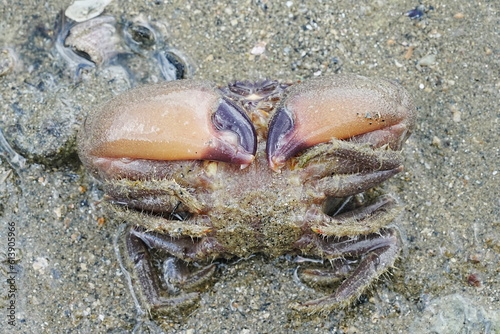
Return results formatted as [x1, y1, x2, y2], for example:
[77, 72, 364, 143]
[79, 80, 256, 169]
[266, 74, 415, 171]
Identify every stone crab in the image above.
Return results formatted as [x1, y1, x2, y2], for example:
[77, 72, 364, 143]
[77, 74, 415, 315]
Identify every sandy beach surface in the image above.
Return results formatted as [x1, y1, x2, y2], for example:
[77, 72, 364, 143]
[0, 0, 498, 333]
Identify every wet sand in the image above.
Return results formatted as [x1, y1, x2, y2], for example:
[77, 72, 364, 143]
[0, 1, 498, 333]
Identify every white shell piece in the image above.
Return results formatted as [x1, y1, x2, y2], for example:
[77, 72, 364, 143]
[65, 0, 113, 22]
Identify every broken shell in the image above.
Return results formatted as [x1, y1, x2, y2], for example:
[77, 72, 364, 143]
[64, 16, 122, 65]
[155, 48, 195, 81]
[417, 54, 437, 69]
[122, 16, 159, 54]
[65, 0, 113, 22]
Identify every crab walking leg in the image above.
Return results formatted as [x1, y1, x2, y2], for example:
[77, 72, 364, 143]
[298, 139, 404, 175]
[306, 194, 402, 236]
[312, 167, 403, 198]
[125, 227, 201, 313]
[292, 228, 401, 313]
[161, 257, 218, 292]
[297, 140, 405, 196]
[299, 259, 355, 286]
[104, 178, 205, 214]
[130, 226, 226, 261]
[108, 202, 214, 237]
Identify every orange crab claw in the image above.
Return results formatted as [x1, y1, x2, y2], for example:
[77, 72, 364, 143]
[266, 74, 415, 171]
[79, 80, 257, 169]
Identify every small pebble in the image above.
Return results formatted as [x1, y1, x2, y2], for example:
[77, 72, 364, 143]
[250, 41, 267, 55]
[404, 46, 414, 60]
[0, 48, 16, 76]
[54, 206, 64, 218]
[467, 273, 481, 287]
[33, 257, 49, 272]
[450, 105, 461, 122]
[417, 54, 436, 67]
[431, 136, 442, 148]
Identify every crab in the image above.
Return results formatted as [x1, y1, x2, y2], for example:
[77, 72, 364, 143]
[77, 74, 415, 315]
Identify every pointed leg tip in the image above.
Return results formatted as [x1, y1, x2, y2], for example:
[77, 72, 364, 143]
[289, 301, 304, 312]
[268, 156, 285, 172]
[289, 298, 338, 315]
[235, 151, 255, 165]
[205, 147, 255, 165]
[150, 292, 201, 316]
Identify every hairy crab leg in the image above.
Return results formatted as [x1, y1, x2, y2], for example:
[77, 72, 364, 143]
[305, 194, 402, 236]
[130, 226, 226, 261]
[291, 228, 400, 313]
[104, 178, 204, 214]
[108, 203, 214, 237]
[162, 258, 217, 292]
[297, 139, 404, 196]
[126, 227, 202, 314]
[299, 258, 356, 286]
[311, 167, 403, 198]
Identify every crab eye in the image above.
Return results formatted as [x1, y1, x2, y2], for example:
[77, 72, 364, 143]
[78, 80, 257, 168]
[266, 75, 414, 170]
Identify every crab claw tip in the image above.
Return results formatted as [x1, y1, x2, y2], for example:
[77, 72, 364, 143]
[211, 97, 257, 165]
[266, 106, 300, 171]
